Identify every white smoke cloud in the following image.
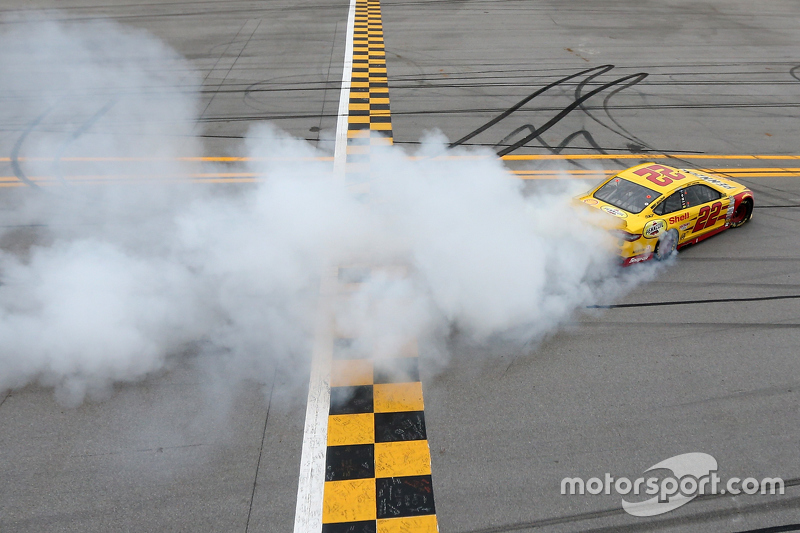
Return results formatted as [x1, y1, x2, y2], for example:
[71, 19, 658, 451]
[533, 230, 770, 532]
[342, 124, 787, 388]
[0, 17, 656, 405]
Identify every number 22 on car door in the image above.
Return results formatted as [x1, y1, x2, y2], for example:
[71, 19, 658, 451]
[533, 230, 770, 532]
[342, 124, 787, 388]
[684, 184, 726, 235]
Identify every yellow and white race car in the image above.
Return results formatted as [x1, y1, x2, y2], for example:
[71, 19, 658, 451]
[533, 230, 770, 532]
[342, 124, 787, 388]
[575, 163, 754, 266]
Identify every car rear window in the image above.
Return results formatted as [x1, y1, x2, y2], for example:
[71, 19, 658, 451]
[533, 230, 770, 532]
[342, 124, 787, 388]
[593, 177, 660, 214]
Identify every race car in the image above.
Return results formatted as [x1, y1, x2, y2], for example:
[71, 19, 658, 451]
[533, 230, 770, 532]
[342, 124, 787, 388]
[575, 162, 754, 266]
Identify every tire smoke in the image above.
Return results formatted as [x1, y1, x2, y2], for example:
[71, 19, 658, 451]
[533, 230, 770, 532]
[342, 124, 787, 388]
[0, 18, 653, 405]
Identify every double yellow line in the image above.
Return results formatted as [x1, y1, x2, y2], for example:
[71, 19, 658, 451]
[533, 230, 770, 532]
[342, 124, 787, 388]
[4, 153, 800, 188]
[3, 166, 798, 187]
[4, 154, 800, 163]
[511, 167, 800, 180]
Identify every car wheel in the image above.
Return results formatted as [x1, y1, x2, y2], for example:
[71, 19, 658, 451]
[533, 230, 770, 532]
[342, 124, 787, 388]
[730, 198, 753, 228]
[655, 229, 679, 261]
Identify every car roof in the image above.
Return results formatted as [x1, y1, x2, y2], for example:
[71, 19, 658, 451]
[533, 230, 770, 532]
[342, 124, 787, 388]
[614, 163, 702, 195]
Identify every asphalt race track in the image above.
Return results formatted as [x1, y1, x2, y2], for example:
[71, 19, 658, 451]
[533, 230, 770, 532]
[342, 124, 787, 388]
[1, 0, 800, 532]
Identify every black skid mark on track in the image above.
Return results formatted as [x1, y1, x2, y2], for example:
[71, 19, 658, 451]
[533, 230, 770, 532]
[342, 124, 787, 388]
[495, 127, 613, 170]
[10, 105, 59, 189]
[575, 67, 651, 152]
[589, 293, 800, 309]
[52, 98, 118, 183]
[494, 69, 650, 157]
[10, 99, 118, 191]
[448, 65, 652, 158]
[493, 124, 624, 169]
[448, 65, 612, 150]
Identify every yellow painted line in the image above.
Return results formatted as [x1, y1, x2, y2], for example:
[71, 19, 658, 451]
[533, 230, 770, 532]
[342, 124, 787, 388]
[511, 168, 800, 180]
[194, 178, 261, 183]
[1, 170, 798, 185]
[513, 170, 616, 175]
[2, 154, 800, 164]
[697, 167, 800, 172]
[0, 178, 266, 185]
[500, 154, 800, 161]
[511, 168, 800, 174]
[703, 172, 800, 177]
[0, 156, 333, 163]
[511, 175, 604, 180]
[0, 173, 260, 181]
[377, 515, 439, 533]
[2, 168, 799, 186]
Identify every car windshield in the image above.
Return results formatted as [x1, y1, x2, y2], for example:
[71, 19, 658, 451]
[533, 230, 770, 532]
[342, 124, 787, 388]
[593, 177, 660, 214]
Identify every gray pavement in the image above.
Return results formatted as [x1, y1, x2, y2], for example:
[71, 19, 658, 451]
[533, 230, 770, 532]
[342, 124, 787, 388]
[0, 1, 344, 531]
[377, 0, 800, 530]
[2, 0, 800, 532]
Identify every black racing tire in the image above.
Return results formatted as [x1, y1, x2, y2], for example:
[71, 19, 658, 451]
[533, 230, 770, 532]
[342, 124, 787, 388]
[730, 198, 753, 228]
[655, 228, 679, 261]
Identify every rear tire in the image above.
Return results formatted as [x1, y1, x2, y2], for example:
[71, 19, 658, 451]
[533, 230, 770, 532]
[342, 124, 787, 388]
[655, 229, 679, 261]
[730, 198, 753, 228]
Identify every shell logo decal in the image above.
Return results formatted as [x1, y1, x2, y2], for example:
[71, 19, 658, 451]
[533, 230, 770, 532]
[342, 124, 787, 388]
[583, 198, 598, 205]
[602, 205, 628, 218]
[643, 219, 667, 239]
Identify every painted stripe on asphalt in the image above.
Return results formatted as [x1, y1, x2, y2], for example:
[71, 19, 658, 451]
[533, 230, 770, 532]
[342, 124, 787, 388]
[4, 168, 800, 186]
[0, 156, 335, 162]
[318, 0, 440, 531]
[5, 154, 800, 164]
[292, 0, 357, 530]
[500, 154, 800, 160]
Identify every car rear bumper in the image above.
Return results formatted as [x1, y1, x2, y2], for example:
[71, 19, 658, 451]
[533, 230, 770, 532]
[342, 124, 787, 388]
[621, 252, 654, 266]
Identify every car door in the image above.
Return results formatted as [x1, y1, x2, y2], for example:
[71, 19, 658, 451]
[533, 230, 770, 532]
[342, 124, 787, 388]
[683, 184, 726, 237]
[652, 189, 692, 243]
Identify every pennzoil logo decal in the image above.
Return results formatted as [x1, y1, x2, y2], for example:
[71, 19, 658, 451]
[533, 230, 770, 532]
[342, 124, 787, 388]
[602, 206, 628, 218]
[583, 198, 599, 205]
[643, 219, 667, 239]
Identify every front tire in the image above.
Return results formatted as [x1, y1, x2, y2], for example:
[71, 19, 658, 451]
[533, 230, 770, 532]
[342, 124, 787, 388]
[655, 229, 679, 260]
[730, 198, 753, 228]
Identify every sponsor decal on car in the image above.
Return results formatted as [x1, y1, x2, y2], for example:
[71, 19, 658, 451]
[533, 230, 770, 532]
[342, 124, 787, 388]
[724, 200, 734, 222]
[624, 253, 651, 265]
[583, 198, 599, 205]
[643, 219, 667, 239]
[602, 206, 628, 218]
[679, 222, 691, 231]
[669, 212, 690, 225]
[684, 170, 736, 190]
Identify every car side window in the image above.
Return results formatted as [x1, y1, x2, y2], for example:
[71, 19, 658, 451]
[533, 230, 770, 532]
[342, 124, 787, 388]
[653, 190, 684, 215]
[683, 184, 722, 207]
